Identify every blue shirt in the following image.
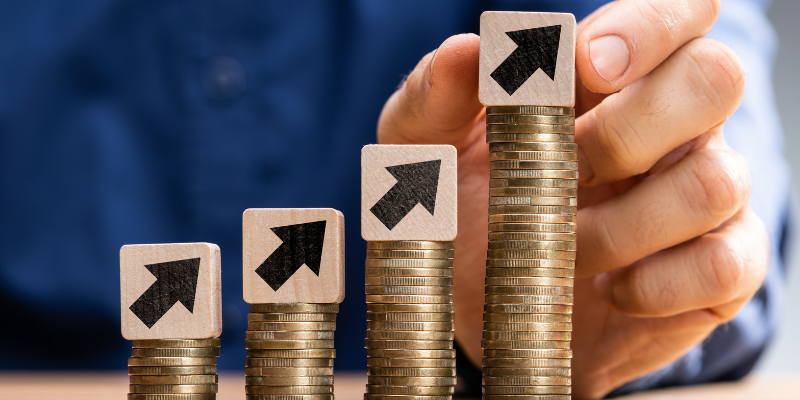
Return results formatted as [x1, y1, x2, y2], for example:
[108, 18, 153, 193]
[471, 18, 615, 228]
[0, 0, 788, 395]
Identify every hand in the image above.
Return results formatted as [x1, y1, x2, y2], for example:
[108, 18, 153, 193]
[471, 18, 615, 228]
[376, 0, 769, 398]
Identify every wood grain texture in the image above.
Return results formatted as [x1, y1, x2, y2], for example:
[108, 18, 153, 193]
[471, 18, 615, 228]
[120, 243, 221, 340]
[479, 12, 576, 107]
[362, 145, 457, 241]
[243, 208, 345, 304]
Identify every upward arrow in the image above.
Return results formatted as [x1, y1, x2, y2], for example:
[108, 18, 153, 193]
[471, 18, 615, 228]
[129, 258, 201, 328]
[490, 25, 562, 95]
[256, 220, 327, 291]
[370, 159, 441, 230]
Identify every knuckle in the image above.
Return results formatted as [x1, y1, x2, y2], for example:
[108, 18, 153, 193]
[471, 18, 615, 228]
[594, 104, 649, 176]
[682, 39, 746, 119]
[685, 149, 750, 224]
[703, 234, 747, 308]
[625, 266, 677, 317]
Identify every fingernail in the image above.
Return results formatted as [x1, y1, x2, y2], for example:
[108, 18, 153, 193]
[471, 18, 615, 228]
[425, 48, 439, 86]
[593, 273, 614, 303]
[589, 35, 629, 83]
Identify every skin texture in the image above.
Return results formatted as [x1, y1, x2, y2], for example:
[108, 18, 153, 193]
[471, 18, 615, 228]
[376, 0, 769, 398]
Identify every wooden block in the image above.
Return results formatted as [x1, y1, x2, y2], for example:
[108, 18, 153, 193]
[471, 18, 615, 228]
[243, 208, 345, 304]
[362, 145, 457, 241]
[479, 12, 576, 107]
[120, 243, 221, 340]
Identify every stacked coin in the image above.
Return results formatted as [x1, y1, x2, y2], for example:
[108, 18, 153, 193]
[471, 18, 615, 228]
[483, 105, 576, 400]
[364, 240, 457, 399]
[245, 303, 337, 400]
[128, 338, 220, 400]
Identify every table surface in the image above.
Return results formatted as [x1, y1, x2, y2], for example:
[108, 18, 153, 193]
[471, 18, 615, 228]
[0, 372, 798, 400]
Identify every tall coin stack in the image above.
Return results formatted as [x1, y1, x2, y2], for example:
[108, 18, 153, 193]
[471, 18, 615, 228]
[364, 240, 457, 399]
[245, 303, 338, 400]
[482, 105, 576, 400]
[128, 338, 220, 400]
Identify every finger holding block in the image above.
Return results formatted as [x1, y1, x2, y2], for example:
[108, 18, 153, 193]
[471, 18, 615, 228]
[361, 145, 457, 241]
[243, 208, 345, 304]
[479, 11, 576, 107]
[120, 243, 222, 340]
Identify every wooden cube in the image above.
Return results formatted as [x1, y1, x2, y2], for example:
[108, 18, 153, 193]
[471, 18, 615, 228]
[362, 145, 457, 241]
[120, 243, 221, 340]
[243, 208, 345, 304]
[479, 12, 576, 107]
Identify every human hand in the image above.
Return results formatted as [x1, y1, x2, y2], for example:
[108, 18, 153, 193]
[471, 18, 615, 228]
[376, 0, 769, 398]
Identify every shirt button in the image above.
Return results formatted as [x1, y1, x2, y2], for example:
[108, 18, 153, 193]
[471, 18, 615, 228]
[204, 56, 246, 100]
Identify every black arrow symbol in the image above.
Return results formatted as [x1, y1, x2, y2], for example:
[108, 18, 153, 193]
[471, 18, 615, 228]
[370, 159, 441, 230]
[256, 220, 327, 291]
[490, 25, 562, 96]
[129, 258, 201, 328]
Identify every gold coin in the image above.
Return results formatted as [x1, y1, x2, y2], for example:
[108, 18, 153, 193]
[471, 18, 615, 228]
[366, 376, 457, 387]
[365, 385, 454, 395]
[486, 124, 575, 134]
[128, 366, 217, 375]
[488, 186, 577, 198]
[482, 376, 570, 386]
[248, 313, 336, 322]
[488, 206, 577, 216]
[129, 375, 218, 385]
[245, 358, 333, 368]
[481, 340, 571, 349]
[483, 322, 572, 331]
[367, 303, 455, 313]
[483, 367, 571, 377]
[489, 169, 579, 180]
[246, 321, 336, 331]
[484, 304, 572, 314]
[364, 339, 453, 350]
[366, 358, 456, 368]
[367, 321, 454, 331]
[487, 232, 576, 243]
[365, 294, 452, 304]
[241, 366, 333, 376]
[245, 339, 334, 349]
[483, 349, 572, 358]
[367, 367, 456, 377]
[488, 240, 576, 251]
[364, 394, 451, 400]
[365, 276, 453, 287]
[250, 303, 338, 314]
[483, 387, 571, 396]
[245, 330, 334, 341]
[485, 276, 573, 287]
[483, 331, 571, 341]
[486, 106, 574, 116]
[365, 259, 454, 268]
[366, 349, 455, 359]
[130, 347, 219, 358]
[365, 285, 453, 296]
[491, 151, 577, 162]
[486, 259, 574, 268]
[366, 249, 454, 259]
[365, 268, 453, 278]
[485, 285, 573, 295]
[367, 241, 455, 250]
[485, 267, 574, 278]
[131, 339, 219, 349]
[246, 349, 336, 358]
[482, 357, 571, 368]
[240, 386, 333, 395]
[490, 196, 577, 206]
[485, 294, 573, 305]
[128, 357, 217, 367]
[491, 178, 578, 188]
[128, 384, 217, 394]
[244, 376, 333, 387]
[490, 142, 577, 152]
[486, 133, 574, 143]
[487, 249, 576, 260]
[486, 114, 574, 125]
[488, 224, 576, 234]
[127, 395, 216, 400]
[366, 312, 454, 322]
[366, 330, 454, 341]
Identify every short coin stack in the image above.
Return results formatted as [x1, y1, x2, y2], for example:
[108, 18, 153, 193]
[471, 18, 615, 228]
[128, 338, 220, 400]
[483, 105, 576, 399]
[245, 303, 338, 400]
[364, 240, 457, 399]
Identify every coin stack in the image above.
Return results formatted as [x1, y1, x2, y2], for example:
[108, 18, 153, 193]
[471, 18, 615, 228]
[364, 240, 457, 399]
[482, 105, 576, 399]
[127, 338, 220, 400]
[245, 303, 337, 400]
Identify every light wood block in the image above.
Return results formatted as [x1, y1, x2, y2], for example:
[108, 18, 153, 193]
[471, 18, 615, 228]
[120, 243, 221, 340]
[243, 208, 345, 304]
[479, 12, 576, 107]
[362, 145, 457, 241]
